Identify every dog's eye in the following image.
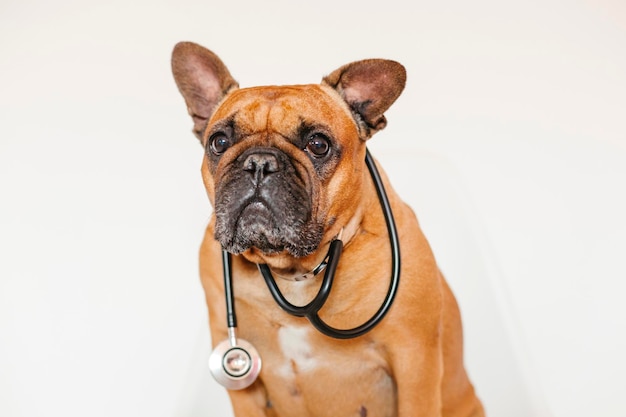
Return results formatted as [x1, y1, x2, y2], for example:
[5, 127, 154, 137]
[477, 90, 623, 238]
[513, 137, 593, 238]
[209, 132, 231, 156]
[305, 134, 330, 158]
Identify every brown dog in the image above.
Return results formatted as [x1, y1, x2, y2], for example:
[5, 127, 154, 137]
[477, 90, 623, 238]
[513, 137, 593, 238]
[171, 41, 484, 417]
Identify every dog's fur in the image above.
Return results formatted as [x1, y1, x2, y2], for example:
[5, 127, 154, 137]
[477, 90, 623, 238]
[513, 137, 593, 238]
[172, 41, 484, 417]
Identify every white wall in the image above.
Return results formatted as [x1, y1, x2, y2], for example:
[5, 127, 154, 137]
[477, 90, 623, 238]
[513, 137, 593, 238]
[1, 1, 624, 416]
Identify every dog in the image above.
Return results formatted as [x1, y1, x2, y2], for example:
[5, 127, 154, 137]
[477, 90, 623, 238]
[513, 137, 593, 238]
[171, 41, 484, 417]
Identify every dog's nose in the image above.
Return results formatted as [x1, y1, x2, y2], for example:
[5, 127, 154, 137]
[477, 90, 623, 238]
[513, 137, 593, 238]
[243, 152, 280, 180]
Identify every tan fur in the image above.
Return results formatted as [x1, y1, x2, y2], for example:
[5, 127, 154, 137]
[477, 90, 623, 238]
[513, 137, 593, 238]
[172, 42, 484, 417]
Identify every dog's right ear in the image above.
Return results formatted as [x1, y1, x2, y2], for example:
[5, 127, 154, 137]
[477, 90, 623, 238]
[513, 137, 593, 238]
[171, 42, 239, 140]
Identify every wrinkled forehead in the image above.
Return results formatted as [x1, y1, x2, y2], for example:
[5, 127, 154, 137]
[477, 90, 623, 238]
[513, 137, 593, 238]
[208, 84, 356, 138]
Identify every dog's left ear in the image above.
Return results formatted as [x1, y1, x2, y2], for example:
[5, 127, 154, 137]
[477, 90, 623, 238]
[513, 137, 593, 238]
[322, 59, 406, 139]
[171, 42, 239, 140]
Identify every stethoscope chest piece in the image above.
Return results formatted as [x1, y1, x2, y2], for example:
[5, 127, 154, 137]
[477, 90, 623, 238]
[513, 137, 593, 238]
[209, 337, 262, 390]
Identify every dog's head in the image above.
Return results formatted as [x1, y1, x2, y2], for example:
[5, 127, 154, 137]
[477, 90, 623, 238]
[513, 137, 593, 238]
[171, 42, 405, 266]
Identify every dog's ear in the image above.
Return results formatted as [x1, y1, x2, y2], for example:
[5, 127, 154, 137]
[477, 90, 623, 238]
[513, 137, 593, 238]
[171, 42, 239, 140]
[322, 59, 406, 139]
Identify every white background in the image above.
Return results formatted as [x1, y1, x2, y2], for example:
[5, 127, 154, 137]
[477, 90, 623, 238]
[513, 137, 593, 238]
[1, 0, 625, 416]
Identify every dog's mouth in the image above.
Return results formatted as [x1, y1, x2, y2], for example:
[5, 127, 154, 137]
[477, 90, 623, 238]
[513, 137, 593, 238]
[213, 149, 323, 257]
[239, 199, 272, 218]
[232, 198, 284, 252]
[215, 195, 322, 257]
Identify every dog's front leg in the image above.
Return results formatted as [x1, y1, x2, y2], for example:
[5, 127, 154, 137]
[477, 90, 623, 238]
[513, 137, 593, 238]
[391, 328, 444, 417]
[227, 384, 270, 417]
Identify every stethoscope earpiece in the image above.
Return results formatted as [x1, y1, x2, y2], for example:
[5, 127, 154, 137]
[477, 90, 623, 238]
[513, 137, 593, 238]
[209, 333, 262, 390]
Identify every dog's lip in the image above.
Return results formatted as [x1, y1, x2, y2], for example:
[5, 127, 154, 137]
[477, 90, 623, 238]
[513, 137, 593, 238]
[234, 197, 276, 227]
[240, 199, 271, 215]
[240, 196, 271, 211]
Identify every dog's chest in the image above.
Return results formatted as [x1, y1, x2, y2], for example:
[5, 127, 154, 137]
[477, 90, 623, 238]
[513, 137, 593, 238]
[260, 324, 396, 417]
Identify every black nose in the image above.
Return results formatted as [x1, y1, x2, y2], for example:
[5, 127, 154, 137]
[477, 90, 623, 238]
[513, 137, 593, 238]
[243, 152, 280, 181]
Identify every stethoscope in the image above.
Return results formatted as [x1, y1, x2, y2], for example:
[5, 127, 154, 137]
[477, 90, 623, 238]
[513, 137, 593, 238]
[209, 149, 401, 390]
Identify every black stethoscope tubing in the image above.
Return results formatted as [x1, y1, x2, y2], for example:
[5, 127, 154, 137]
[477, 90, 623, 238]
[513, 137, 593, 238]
[221, 148, 401, 340]
[222, 249, 237, 329]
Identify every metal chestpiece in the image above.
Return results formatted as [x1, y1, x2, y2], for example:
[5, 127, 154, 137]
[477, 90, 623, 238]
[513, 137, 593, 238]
[208, 331, 262, 390]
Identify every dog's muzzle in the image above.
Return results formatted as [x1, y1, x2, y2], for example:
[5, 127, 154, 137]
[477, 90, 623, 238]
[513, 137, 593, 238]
[213, 147, 323, 257]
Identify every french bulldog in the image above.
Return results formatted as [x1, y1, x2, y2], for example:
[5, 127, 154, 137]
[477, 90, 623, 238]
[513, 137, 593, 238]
[171, 41, 484, 417]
